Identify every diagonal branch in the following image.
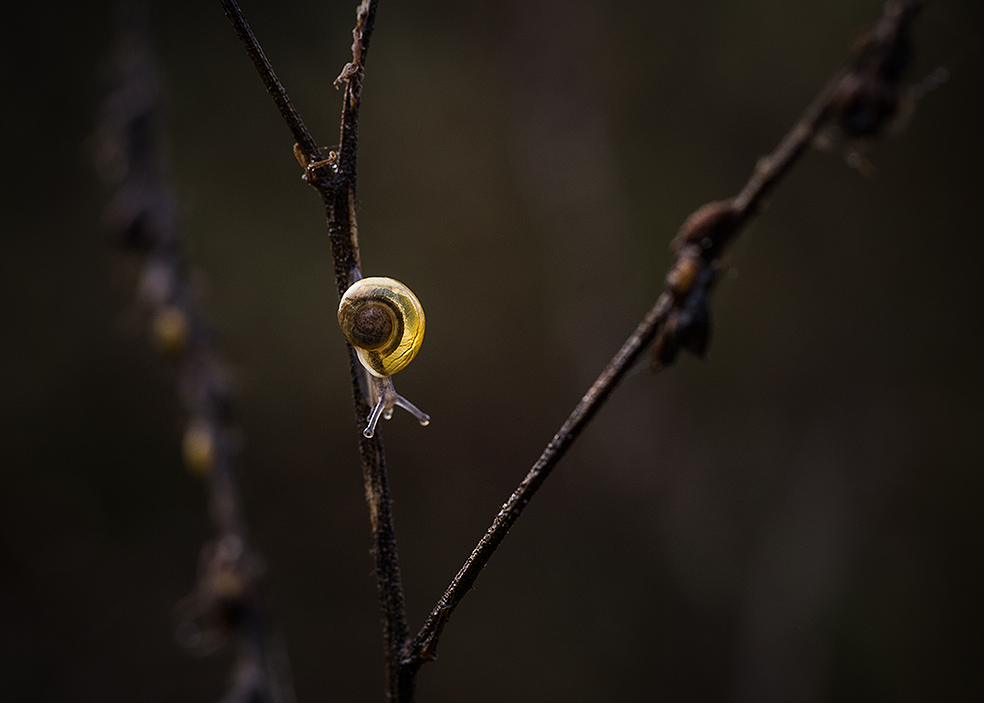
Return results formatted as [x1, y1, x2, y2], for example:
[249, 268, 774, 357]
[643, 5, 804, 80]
[402, 0, 924, 675]
[219, 0, 320, 162]
[400, 294, 673, 671]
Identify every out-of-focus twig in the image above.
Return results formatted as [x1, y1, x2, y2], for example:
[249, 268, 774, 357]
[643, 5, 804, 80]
[95, 3, 294, 702]
[402, 0, 924, 675]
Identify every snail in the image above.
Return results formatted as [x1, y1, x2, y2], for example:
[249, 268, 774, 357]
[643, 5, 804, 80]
[338, 276, 430, 438]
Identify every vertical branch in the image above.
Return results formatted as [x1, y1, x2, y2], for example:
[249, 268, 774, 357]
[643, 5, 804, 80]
[324, 0, 377, 294]
[220, 1, 411, 699]
[329, 6, 413, 698]
[350, 356, 413, 701]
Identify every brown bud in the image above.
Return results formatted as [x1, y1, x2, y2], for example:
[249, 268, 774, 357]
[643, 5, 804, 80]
[666, 249, 703, 298]
[182, 420, 216, 477]
[672, 200, 739, 260]
[151, 304, 190, 357]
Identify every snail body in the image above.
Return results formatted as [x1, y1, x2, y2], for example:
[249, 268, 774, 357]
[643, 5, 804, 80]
[338, 276, 429, 437]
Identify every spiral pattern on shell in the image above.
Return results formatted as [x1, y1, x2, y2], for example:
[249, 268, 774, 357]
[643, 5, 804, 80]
[338, 277, 425, 377]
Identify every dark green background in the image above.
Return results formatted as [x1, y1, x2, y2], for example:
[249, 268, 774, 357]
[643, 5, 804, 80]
[2, 1, 982, 701]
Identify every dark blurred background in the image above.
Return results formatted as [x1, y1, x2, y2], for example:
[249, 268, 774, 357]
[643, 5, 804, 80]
[2, 0, 983, 701]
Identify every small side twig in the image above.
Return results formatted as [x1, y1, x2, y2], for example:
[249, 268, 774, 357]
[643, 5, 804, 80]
[219, 0, 319, 162]
[402, 0, 923, 675]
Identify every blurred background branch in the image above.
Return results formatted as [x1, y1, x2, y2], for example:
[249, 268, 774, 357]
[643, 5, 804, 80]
[93, 3, 294, 701]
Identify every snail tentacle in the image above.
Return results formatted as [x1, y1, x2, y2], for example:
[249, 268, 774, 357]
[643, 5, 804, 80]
[364, 376, 430, 438]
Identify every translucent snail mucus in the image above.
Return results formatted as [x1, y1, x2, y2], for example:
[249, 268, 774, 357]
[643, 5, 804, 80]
[338, 276, 429, 438]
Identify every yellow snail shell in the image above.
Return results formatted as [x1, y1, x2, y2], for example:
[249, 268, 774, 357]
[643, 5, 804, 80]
[338, 277, 425, 377]
[337, 276, 429, 437]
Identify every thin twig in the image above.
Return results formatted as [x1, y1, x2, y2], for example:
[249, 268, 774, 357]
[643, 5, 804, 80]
[402, 0, 923, 675]
[220, 1, 411, 700]
[219, 0, 320, 162]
